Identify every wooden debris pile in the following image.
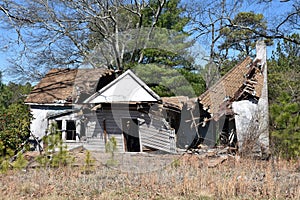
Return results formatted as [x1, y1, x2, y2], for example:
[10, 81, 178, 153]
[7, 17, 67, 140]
[184, 145, 239, 168]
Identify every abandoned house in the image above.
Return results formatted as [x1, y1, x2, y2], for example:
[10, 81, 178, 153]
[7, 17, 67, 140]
[25, 41, 269, 155]
[82, 69, 176, 153]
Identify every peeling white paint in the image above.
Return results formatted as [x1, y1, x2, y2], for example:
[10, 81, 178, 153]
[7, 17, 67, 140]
[232, 41, 269, 155]
[30, 108, 50, 139]
[232, 100, 258, 150]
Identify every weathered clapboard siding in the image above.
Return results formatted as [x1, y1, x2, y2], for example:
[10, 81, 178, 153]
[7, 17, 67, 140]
[98, 108, 141, 152]
[82, 106, 176, 153]
[84, 107, 142, 152]
[85, 139, 106, 151]
[85, 115, 104, 138]
[140, 115, 176, 153]
[64, 139, 105, 151]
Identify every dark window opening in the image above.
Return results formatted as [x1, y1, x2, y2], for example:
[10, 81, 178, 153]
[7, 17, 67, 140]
[66, 120, 76, 140]
[55, 120, 62, 131]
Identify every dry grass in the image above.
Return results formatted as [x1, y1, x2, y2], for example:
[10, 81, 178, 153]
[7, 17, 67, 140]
[0, 152, 300, 200]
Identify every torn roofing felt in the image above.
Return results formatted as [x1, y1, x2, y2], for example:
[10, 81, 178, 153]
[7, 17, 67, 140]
[198, 56, 264, 118]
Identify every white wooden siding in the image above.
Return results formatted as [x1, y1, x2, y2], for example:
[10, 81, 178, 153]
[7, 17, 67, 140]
[80, 107, 176, 153]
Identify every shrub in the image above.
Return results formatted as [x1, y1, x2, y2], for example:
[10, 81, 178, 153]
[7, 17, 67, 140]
[37, 123, 73, 168]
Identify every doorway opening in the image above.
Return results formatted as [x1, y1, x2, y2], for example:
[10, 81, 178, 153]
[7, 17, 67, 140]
[122, 118, 140, 152]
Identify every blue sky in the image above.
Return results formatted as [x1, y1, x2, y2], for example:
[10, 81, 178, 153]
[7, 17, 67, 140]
[0, 0, 298, 84]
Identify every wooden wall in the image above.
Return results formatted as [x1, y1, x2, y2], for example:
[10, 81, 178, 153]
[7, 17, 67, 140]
[81, 104, 176, 153]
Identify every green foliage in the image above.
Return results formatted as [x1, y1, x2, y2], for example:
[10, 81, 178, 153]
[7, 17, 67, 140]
[136, 0, 193, 69]
[0, 80, 32, 157]
[105, 136, 118, 166]
[177, 68, 206, 96]
[37, 123, 73, 168]
[146, 0, 189, 32]
[84, 150, 94, 169]
[81, 150, 95, 174]
[0, 147, 13, 172]
[0, 159, 10, 173]
[12, 153, 28, 170]
[137, 46, 193, 70]
[1, 145, 29, 173]
[105, 136, 117, 154]
[133, 64, 205, 97]
[171, 159, 180, 168]
[88, 0, 193, 71]
[219, 12, 272, 57]
[269, 35, 300, 159]
[271, 94, 300, 159]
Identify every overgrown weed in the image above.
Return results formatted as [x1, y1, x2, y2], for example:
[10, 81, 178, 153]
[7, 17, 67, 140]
[0, 154, 299, 199]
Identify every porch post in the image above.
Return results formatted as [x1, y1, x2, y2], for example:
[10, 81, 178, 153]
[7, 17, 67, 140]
[62, 119, 66, 142]
[76, 120, 81, 142]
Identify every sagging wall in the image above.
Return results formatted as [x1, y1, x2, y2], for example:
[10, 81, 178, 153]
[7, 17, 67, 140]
[139, 114, 176, 153]
[84, 104, 176, 153]
[176, 103, 202, 149]
[175, 101, 220, 149]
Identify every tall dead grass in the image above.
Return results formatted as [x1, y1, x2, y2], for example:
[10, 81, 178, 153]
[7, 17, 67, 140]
[0, 154, 299, 199]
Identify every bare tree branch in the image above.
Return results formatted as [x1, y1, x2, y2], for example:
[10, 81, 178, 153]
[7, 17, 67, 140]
[0, 0, 170, 79]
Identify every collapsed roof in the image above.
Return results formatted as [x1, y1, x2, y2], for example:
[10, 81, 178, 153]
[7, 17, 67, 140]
[198, 57, 264, 118]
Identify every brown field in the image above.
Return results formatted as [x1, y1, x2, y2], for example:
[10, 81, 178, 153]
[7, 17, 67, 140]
[0, 150, 300, 200]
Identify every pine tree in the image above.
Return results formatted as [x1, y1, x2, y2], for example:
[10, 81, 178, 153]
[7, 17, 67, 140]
[268, 34, 300, 159]
[219, 12, 273, 57]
